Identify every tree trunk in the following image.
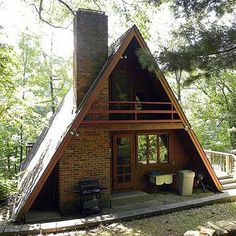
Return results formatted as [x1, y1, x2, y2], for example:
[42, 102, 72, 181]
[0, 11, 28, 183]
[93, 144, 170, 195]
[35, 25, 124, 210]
[15, 146, 18, 173]
[7, 143, 11, 172]
[19, 125, 23, 170]
[19, 34, 27, 171]
[174, 70, 182, 101]
[49, 34, 55, 114]
[49, 75, 55, 114]
[7, 155, 10, 172]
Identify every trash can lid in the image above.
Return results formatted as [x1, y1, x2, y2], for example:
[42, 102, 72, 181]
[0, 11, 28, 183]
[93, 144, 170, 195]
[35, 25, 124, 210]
[178, 170, 195, 177]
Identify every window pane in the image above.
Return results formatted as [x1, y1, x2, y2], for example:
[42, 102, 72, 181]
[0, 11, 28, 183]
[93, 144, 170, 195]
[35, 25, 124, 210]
[117, 176, 123, 183]
[124, 175, 131, 182]
[111, 72, 132, 120]
[111, 72, 131, 101]
[138, 135, 147, 164]
[159, 135, 168, 163]
[125, 166, 131, 174]
[117, 167, 123, 174]
[149, 135, 157, 163]
[117, 137, 131, 165]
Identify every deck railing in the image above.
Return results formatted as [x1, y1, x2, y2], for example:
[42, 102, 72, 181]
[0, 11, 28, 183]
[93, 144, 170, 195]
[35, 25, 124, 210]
[82, 101, 182, 124]
[205, 150, 236, 177]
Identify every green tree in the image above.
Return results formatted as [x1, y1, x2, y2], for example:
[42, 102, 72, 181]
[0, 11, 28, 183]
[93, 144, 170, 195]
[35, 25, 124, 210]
[0, 29, 71, 181]
[183, 71, 236, 151]
[159, 47, 192, 102]
[0, 31, 19, 199]
[15, 31, 71, 165]
[154, 0, 236, 150]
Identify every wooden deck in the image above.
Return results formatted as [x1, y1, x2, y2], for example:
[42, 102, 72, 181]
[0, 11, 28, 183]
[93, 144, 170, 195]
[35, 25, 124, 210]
[2, 189, 236, 235]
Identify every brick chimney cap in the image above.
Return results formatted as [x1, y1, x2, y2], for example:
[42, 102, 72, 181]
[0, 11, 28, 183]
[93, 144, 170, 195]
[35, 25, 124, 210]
[77, 8, 106, 15]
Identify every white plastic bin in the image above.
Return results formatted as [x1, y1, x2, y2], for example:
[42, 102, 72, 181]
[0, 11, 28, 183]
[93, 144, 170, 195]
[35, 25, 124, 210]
[178, 170, 195, 196]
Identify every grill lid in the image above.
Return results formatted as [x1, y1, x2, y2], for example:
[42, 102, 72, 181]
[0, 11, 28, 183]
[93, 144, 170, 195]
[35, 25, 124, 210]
[74, 178, 104, 194]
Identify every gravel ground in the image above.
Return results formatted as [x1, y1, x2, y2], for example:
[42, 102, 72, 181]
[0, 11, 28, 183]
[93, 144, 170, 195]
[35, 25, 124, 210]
[45, 201, 236, 236]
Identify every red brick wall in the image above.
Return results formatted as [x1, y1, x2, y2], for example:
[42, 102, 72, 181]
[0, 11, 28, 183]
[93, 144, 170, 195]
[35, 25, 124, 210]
[59, 129, 111, 214]
[84, 80, 109, 121]
[73, 10, 108, 107]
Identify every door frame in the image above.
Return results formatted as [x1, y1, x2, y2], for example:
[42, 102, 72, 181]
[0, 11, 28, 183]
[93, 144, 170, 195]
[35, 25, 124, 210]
[112, 133, 134, 192]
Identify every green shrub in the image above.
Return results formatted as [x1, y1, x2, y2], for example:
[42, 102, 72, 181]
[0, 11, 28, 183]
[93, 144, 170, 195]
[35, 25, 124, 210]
[0, 177, 16, 203]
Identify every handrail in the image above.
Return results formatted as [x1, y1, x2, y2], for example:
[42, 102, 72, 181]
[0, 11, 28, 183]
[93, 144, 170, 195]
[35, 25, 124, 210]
[82, 100, 182, 124]
[205, 150, 236, 176]
[205, 150, 236, 157]
[88, 110, 178, 114]
[96, 101, 173, 105]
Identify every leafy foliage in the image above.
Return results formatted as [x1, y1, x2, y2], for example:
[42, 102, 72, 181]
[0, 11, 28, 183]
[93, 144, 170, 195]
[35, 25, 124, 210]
[172, 0, 236, 18]
[0, 176, 16, 202]
[154, 0, 236, 149]
[183, 71, 235, 151]
[0, 0, 235, 200]
[0, 34, 16, 116]
[0, 28, 71, 194]
[136, 48, 157, 73]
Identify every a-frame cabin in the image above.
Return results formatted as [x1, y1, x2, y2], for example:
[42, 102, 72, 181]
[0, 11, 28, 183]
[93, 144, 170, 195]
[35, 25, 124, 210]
[12, 9, 221, 222]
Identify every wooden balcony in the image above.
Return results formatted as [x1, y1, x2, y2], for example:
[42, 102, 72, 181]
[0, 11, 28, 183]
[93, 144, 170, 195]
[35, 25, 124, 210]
[82, 101, 182, 124]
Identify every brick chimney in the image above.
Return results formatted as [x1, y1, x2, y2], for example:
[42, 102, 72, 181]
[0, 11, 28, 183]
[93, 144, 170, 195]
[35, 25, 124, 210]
[73, 9, 108, 107]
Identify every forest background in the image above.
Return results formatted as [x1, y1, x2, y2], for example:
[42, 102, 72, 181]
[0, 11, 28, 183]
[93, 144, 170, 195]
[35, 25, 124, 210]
[0, 0, 235, 201]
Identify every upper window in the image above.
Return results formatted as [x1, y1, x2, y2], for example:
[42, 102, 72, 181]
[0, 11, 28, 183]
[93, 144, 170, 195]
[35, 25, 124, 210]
[110, 71, 133, 120]
[111, 71, 131, 101]
[137, 133, 169, 164]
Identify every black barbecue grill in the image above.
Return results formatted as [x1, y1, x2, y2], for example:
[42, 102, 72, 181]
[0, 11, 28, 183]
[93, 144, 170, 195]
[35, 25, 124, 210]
[73, 179, 106, 216]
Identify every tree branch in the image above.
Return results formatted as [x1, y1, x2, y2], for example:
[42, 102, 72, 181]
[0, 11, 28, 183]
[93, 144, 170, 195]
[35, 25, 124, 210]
[223, 82, 233, 94]
[218, 83, 230, 112]
[207, 46, 236, 57]
[39, 0, 43, 20]
[58, 0, 75, 16]
[91, 0, 101, 10]
[30, 3, 68, 29]
[196, 58, 236, 79]
[217, 115, 228, 128]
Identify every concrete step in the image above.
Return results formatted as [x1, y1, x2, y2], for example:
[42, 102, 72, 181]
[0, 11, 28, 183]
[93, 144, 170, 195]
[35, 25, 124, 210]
[218, 175, 233, 180]
[220, 178, 236, 185]
[222, 182, 236, 190]
[218, 175, 236, 190]
[111, 191, 153, 206]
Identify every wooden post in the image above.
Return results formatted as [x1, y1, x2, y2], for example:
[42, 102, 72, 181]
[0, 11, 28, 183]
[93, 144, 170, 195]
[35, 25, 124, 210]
[233, 155, 236, 178]
[226, 155, 230, 175]
[92, 103, 94, 121]
[171, 104, 174, 120]
[135, 109, 137, 121]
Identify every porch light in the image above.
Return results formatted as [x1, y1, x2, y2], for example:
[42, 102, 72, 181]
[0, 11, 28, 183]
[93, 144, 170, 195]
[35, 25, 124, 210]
[70, 128, 79, 137]
[120, 54, 128, 59]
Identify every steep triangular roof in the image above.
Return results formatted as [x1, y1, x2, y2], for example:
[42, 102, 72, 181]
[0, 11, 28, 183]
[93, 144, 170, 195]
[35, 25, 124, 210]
[12, 88, 76, 221]
[13, 25, 221, 222]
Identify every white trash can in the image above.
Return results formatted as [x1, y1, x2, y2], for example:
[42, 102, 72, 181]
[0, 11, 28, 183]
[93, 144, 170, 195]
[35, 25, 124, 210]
[178, 170, 195, 196]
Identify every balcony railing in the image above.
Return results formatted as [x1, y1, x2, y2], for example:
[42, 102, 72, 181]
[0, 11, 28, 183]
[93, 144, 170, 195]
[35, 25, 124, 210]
[82, 101, 182, 124]
[205, 150, 236, 177]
